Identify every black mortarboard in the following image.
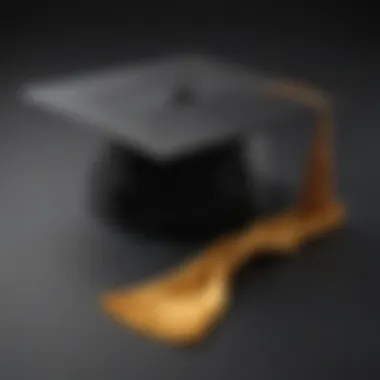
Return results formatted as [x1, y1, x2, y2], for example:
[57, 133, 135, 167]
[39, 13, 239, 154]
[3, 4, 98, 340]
[21, 53, 312, 240]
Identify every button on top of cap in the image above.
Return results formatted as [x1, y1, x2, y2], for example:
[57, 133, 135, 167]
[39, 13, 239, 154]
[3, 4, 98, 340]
[171, 85, 196, 107]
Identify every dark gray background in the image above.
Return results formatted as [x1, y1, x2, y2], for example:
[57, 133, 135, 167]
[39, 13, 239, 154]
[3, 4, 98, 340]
[1, 8, 379, 379]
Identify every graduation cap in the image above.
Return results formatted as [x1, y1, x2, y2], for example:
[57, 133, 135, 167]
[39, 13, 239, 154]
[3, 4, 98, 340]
[21, 54, 347, 346]
[21, 53, 313, 239]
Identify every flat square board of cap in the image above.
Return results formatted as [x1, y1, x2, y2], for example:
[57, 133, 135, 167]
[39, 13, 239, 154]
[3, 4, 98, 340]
[20, 53, 311, 162]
